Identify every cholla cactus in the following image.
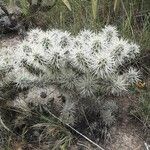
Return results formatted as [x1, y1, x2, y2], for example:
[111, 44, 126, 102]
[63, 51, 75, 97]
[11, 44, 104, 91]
[0, 26, 141, 127]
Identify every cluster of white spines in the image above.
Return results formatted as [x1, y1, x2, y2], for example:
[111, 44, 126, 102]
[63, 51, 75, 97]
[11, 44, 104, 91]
[0, 26, 141, 96]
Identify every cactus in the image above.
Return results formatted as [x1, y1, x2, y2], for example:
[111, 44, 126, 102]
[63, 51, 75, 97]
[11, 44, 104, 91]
[0, 26, 141, 133]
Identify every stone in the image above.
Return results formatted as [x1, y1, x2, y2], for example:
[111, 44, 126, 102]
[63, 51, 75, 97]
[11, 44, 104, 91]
[0, 15, 11, 27]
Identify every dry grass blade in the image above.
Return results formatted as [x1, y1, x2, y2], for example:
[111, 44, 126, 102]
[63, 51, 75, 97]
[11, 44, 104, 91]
[113, 0, 120, 12]
[43, 107, 105, 150]
[0, 115, 10, 131]
[91, 0, 98, 20]
[61, 0, 71, 11]
[31, 123, 51, 128]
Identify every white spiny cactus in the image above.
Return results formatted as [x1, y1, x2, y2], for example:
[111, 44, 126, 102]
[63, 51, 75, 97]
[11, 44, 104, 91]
[125, 67, 141, 85]
[109, 75, 128, 95]
[0, 26, 141, 101]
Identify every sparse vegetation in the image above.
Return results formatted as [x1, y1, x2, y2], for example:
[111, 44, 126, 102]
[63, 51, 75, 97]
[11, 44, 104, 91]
[131, 87, 150, 129]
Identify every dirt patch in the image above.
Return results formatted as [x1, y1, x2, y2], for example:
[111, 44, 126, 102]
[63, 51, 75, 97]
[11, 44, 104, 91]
[0, 34, 21, 48]
[104, 94, 147, 150]
[106, 130, 144, 150]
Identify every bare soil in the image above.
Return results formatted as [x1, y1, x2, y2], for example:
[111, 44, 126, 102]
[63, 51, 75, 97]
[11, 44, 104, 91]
[105, 95, 147, 150]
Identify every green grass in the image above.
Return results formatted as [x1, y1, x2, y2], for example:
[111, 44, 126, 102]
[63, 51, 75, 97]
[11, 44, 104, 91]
[18, 0, 149, 57]
[4, 0, 150, 52]
[131, 90, 150, 129]
[39, 0, 150, 73]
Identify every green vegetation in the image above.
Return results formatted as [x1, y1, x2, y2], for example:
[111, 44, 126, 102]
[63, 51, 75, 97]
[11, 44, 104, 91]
[131, 87, 150, 129]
